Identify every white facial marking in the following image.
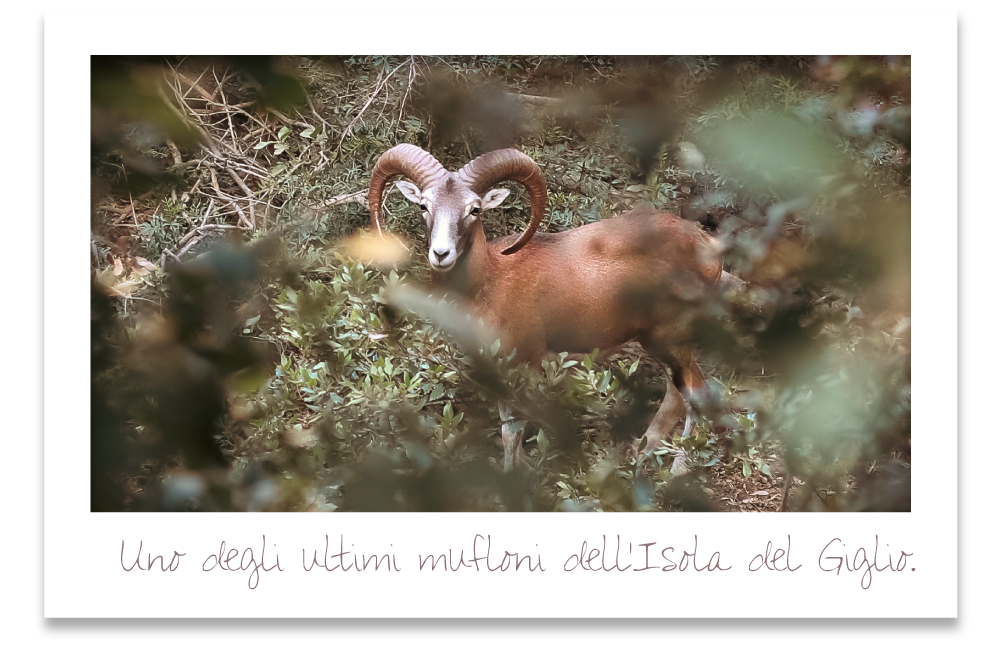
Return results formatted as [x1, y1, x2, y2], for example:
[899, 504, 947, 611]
[428, 215, 458, 271]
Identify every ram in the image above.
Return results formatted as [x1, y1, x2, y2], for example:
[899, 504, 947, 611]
[369, 143, 736, 471]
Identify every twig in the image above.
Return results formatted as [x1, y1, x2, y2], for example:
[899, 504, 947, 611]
[511, 93, 564, 107]
[118, 294, 162, 306]
[179, 200, 216, 245]
[779, 474, 793, 512]
[214, 66, 239, 152]
[214, 66, 237, 96]
[176, 225, 241, 258]
[180, 169, 206, 203]
[193, 187, 282, 210]
[582, 56, 615, 81]
[174, 68, 217, 103]
[336, 58, 409, 153]
[313, 149, 329, 174]
[128, 190, 140, 228]
[267, 106, 312, 129]
[810, 482, 832, 511]
[315, 190, 367, 209]
[397, 56, 417, 124]
[160, 248, 180, 272]
[157, 81, 222, 156]
[226, 161, 268, 180]
[225, 166, 257, 229]
[165, 158, 202, 175]
[505, 91, 625, 118]
[210, 168, 252, 229]
[159, 200, 216, 268]
[431, 56, 468, 80]
[155, 203, 246, 266]
[245, 126, 269, 141]
[305, 92, 328, 136]
[166, 139, 183, 166]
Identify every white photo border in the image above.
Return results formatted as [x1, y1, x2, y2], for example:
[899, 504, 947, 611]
[44, 7, 957, 618]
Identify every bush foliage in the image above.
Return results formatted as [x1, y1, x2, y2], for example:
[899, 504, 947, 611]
[91, 55, 911, 512]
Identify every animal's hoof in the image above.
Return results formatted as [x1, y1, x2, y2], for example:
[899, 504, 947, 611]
[669, 450, 689, 476]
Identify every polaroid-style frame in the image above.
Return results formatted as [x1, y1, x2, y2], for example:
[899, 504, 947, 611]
[39, 7, 968, 640]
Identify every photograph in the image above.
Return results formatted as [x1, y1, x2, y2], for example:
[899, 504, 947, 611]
[90, 54, 912, 513]
[17, 0, 982, 655]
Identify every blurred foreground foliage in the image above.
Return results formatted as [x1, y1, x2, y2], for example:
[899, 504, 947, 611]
[91, 55, 910, 512]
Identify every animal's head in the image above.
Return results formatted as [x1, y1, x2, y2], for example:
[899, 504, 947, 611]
[368, 144, 547, 272]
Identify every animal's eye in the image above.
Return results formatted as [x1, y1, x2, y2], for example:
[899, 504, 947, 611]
[470, 207, 481, 216]
[419, 203, 428, 212]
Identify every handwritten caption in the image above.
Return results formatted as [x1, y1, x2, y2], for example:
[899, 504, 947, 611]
[119, 534, 914, 592]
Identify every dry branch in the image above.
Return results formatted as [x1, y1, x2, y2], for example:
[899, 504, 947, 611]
[511, 93, 564, 107]
[266, 106, 312, 130]
[336, 58, 412, 154]
[209, 168, 253, 229]
[317, 190, 367, 208]
[175, 69, 217, 103]
[225, 166, 257, 229]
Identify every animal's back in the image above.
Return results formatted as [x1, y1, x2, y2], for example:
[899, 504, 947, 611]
[485, 208, 723, 358]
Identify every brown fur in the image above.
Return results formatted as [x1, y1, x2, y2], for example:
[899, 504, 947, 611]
[433, 207, 723, 468]
[436, 208, 721, 362]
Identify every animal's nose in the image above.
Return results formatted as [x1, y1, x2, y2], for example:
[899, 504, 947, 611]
[433, 249, 450, 261]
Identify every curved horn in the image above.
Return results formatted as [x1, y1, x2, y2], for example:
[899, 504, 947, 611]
[368, 144, 448, 235]
[457, 149, 547, 255]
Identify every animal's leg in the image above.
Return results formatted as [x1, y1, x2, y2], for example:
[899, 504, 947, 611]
[669, 350, 710, 473]
[672, 347, 710, 421]
[681, 411, 693, 438]
[638, 370, 687, 456]
[499, 402, 525, 472]
[638, 345, 708, 473]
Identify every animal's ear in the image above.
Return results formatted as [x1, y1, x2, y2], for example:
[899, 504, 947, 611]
[394, 181, 423, 204]
[480, 188, 510, 210]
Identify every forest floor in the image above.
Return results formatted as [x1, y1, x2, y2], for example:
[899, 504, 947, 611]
[91, 55, 911, 512]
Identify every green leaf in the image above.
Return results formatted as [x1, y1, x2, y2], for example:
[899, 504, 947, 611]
[597, 370, 611, 393]
[537, 428, 550, 455]
[443, 402, 453, 420]
[277, 126, 291, 141]
[299, 126, 316, 138]
[252, 141, 273, 150]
